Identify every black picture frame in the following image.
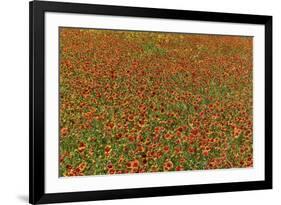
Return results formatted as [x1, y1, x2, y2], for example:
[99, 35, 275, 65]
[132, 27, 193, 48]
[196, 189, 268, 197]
[29, 0, 272, 204]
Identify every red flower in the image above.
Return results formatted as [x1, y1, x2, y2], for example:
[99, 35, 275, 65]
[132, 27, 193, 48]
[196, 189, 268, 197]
[132, 159, 139, 168]
[188, 147, 195, 154]
[176, 131, 181, 137]
[115, 133, 123, 139]
[142, 159, 147, 164]
[78, 162, 87, 172]
[163, 146, 170, 153]
[60, 127, 68, 136]
[233, 126, 241, 139]
[177, 127, 183, 132]
[164, 133, 173, 140]
[139, 104, 147, 113]
[104, 145, 112, 156]
[191, 129, 199, 136]
[202, 150, 209, 156]
[107, 163, 113, 170]
[66, 164, 72, 170]
[176, 166, 184, 171]
[109, 169, 115, 174]
[126, 162, 132, 168]
[128, 135, 136, 142]
[163, 160, 174, 171]
[78, 142, 86, 153]
[154, 127, 161, 134]
[127, 115, 134, 122]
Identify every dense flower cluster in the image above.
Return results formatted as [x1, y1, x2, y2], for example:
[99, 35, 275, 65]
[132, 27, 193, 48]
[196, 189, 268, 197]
[59, 28, 253, 176]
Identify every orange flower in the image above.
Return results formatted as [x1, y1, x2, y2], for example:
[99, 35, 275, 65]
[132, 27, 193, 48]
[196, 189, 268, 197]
[109, 169, 115, 174]
[164, 133, 173, 140]
[154, 127, 161, 134]
[175, 146, 182, 154]
[118, 155, 124, 163]
[107, 163, 114, 170]
[177, 127, 184, 132]
[128, 135, 136, 142]
[233, 126, 242, 139]
[66, 164, 72, 170]
[202, 150, 209, 156]
[88, 148, 94, 156]
[163, 160, 174, 171]
[176, 166, 184, 171]
[115, 133, 123, 140]
[139, 104, 147, 113]
[78, 142, 86, 153]
[142, 158, 147, 165]
[188, 147, 195, 154]
[106, 122, 115, 130]
[126, 161, 132, 169]
[132, 159, 139, 168]
[176, 131, 182, 137]
[127, 114, 134, 122]
[136, 135, 143, 142]
[137, 145, 145, 153]
[60, 127, 68, 136]
[163, 145, 170, 153]
[104, 145, 112, 156]
[138, 119, 146, 127]
[191, 129, 199, 136]
[77, 162, 87, 172]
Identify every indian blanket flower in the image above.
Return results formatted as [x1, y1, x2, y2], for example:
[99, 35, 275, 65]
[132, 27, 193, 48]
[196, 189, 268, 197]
[59, 28, 253, 176]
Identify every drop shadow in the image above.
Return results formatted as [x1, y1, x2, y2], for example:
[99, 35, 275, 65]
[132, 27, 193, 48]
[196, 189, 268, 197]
[17, 195, 28, 203]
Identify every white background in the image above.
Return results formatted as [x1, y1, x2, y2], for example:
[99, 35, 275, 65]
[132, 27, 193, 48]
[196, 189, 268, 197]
[0, 0, 279, 204]
[45, 12, 265, 193]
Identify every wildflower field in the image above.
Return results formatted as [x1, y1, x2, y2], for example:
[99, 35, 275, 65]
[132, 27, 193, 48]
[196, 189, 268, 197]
[59, 27, 253, 177]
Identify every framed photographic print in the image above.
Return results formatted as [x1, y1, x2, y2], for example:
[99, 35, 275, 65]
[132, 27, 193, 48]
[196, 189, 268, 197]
[29, 0, 272, 204]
